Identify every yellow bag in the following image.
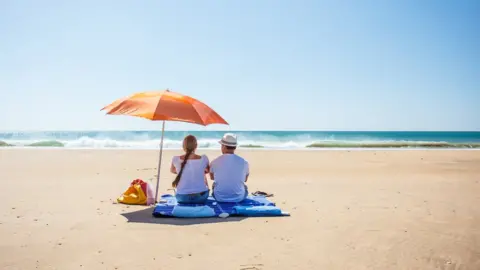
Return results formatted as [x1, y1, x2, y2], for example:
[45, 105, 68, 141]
[117, 183, 147, 205]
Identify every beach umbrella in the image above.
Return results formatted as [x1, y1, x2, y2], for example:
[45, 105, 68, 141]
[101, 89, 228, 202]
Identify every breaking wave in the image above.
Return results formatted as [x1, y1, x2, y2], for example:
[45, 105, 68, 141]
[1, 131, 479, 149]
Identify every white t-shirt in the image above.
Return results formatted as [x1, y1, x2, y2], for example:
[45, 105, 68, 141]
[172, 155, 209, 195]
[210, 154, 249, 202]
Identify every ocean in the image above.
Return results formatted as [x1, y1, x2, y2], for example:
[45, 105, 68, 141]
[1, 131, 480, 149]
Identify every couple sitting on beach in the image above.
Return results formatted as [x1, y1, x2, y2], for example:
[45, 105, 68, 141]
[170, 133, 249, 204]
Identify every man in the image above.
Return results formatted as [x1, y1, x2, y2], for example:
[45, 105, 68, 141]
[209, 133, 250, 202]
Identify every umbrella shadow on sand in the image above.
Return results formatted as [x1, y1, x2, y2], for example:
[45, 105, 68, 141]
[120, 207, 246, 226]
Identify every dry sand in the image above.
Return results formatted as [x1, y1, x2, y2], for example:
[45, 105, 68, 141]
[0, 149, 479, 270]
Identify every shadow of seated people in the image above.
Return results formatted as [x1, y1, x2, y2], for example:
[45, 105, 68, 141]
[121, 206, 247, 226]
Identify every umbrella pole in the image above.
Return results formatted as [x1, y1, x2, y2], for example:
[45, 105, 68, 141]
[154, 120, 166, 203]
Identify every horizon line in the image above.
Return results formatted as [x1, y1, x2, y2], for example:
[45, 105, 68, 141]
[1, 129, 480, 133]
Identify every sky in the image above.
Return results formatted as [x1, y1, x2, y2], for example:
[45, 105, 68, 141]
[0, 0, 479, 131]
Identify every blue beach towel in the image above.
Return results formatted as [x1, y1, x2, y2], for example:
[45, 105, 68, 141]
[233, 205, 283, 216]
[152, 194, 290, 218]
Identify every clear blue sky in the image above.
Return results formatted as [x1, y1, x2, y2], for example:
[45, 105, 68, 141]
[1, 0, 479, 131]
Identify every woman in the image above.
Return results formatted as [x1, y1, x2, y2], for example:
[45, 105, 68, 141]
[170, 135, 210, 204]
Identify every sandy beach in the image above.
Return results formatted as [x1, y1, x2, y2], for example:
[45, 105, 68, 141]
[1, 149, 479, 270]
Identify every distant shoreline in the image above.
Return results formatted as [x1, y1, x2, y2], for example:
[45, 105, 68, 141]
[2, 147, 480, 152]
[1, 130, 479, 133]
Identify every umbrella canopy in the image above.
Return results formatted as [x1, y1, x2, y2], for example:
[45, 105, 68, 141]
[101, 90, 228, 126]
[101, 89, 229, 202]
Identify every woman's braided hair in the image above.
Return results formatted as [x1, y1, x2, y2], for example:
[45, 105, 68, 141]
[172, 135, 197, 188]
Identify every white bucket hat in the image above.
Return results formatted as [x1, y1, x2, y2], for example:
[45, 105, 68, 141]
[219, 133, 238, 147]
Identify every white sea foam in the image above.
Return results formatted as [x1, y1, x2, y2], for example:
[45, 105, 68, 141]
[59, 137, 311, 149]
[1, 131, 479, 149]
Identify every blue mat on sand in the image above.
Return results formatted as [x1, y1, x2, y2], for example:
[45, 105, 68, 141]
[152, 194, 290, 218]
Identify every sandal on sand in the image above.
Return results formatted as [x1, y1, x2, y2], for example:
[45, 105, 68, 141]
[252, 191, 274, 197]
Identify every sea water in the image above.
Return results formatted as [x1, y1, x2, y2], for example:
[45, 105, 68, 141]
[1, 131, 479, 149]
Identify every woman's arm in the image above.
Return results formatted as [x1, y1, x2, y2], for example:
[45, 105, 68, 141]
[204, 164, 210, 174]
[203, 155, 210, 174]
[170, 158, 177, 174]
[204, 175, 209, 188]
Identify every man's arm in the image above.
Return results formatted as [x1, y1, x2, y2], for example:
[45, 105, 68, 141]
[244, 161, 250, 182]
